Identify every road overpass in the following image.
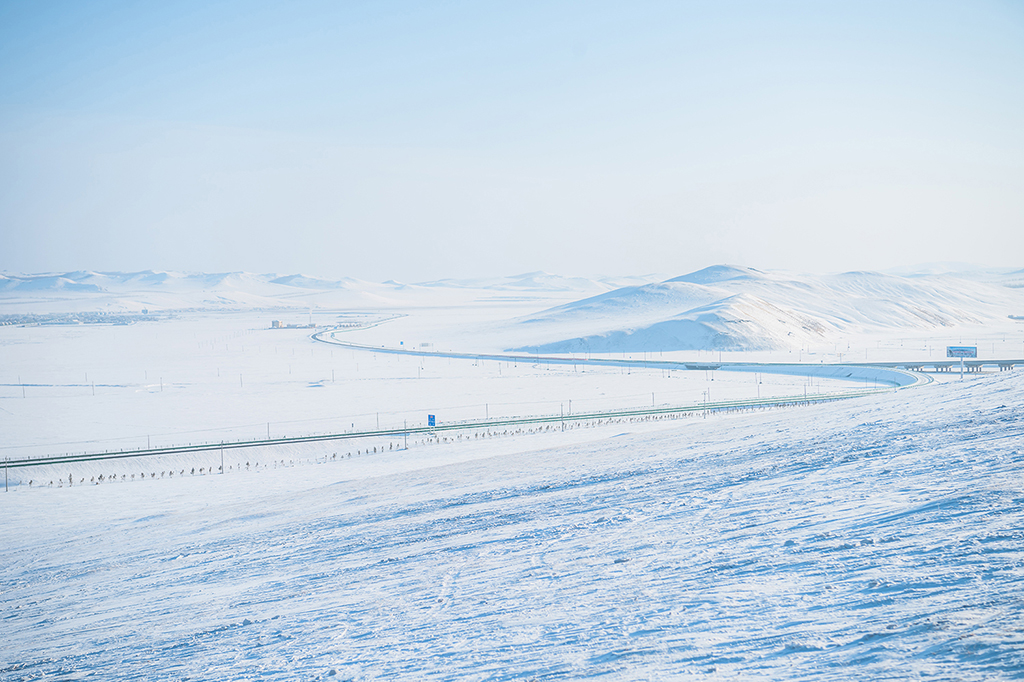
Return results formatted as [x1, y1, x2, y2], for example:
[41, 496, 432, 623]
[846, 359, 1023, 373]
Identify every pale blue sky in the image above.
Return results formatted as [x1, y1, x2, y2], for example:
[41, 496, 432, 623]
[2, 1, 1022, 281]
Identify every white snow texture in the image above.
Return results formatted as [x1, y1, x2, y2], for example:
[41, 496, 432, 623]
[2, 264, 1023, 680]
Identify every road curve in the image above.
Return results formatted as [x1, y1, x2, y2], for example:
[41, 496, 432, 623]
[4, 330, 931, 471]
[311, 328, 931, 388]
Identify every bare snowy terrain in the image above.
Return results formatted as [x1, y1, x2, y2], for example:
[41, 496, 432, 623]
[2, 265, 1023, 680]
[3, 371, 1022, 680]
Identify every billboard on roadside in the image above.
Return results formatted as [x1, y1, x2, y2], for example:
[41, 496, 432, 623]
[947, 346, 977, 358]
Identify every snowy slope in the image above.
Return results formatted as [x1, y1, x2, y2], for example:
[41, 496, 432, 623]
[3, 371, 1022, 680]
[520, 293, 829, 353]
[512, 265, 1024, 353]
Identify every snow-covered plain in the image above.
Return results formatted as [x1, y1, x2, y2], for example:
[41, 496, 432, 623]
[1, 309, 873, 463]
[3, 370, 1023, 680]
[2, 266, 1023, 679]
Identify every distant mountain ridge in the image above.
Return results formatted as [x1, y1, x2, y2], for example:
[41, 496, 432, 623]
[0, 269, 659, 314]
[4, 266, 1023, 351]
[0, 270, 397, 312]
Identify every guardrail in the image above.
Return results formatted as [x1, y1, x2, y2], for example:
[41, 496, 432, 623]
[6, 387, 887, 470]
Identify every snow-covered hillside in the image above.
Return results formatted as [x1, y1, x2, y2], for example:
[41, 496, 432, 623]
[3, 370, 1022, 680]
[512, 265, 1024, 353]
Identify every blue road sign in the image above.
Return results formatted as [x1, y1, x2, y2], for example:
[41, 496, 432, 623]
[947, 346, 977, 358]
[428, 414, 435, 427]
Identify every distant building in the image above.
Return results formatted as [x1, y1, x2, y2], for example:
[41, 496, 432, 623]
[272, 320, 282, 328]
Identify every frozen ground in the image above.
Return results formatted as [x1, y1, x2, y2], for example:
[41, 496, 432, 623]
[2, 370, 1023, 680]
[2, 266, 1023, 679]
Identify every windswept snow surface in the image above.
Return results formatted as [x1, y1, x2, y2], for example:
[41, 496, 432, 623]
[3, 371, 1024, 680]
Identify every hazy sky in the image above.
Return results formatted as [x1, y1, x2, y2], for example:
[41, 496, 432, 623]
[2, 1, 1022, 281]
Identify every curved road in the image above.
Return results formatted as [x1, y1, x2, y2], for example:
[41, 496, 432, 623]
[311, 328, 931, 388]
[5, 328, 932, 470]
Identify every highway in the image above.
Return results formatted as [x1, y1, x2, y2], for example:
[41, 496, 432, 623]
[10, 328, 975, 471]
[6, 386, 889, 470]
[311, 328, 932, 387]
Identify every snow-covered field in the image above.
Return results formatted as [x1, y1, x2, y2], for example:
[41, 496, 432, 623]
[2, 266, 1023, 679]
[3, 369, 1022, 680]
[1, 309, 874, 464]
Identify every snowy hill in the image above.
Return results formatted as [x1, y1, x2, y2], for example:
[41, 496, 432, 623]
[665, 264, 766, 285]
[511, 266, 1024, 353]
